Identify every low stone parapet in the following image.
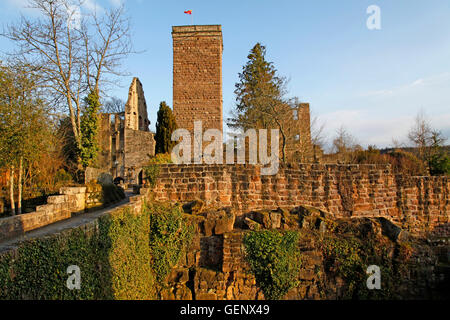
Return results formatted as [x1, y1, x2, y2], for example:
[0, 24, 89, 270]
[0, 187, 86, 242]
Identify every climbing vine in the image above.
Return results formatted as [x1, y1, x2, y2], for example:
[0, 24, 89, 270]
[243, 230, 301, 300]
[147, 202, 194, 283]
[320, 235, 412, 299]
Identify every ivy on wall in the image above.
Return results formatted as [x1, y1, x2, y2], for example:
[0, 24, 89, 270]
[0, 206, 154, 300]
[320, 234, 413, 300]
[143, 153, 173, 187]
[0, 201, 194, 300]
[243, 230, 301, 300]
[148, 202, 194, 283]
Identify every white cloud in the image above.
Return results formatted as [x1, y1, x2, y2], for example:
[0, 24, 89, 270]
[361, 72, 450, 98]
[109, 0, 123, 7]
[319, 108, 450, 149]
[82, 0, 104, 13]
[314, 72, 450, 148]
[5, 0, 29, 8]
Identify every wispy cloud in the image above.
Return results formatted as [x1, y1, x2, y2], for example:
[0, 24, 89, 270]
[81, 0, 104, 13]
[319, 108, 450, 149]
[361, 72, 450, 98]
[5, 0, 29, 8]
[109, 0, 123, 7]
[316, 72, 450, 148]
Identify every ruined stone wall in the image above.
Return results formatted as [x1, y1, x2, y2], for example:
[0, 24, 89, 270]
[172, 25, 223, 134]
[125, 77, 150, 131]
[287, 103, 313, 160]
[97, 77, 155, 183]
[153, 164, 450, 237]
[123, 128, 155, 184]
[97, 113, 126, 178]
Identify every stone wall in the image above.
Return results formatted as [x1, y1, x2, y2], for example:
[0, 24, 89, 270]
[125, 77, 150, 132]
[0, 187, 86, 242]
[97, 77, 155, 184]
[287, 103, 313, 161]
[161, 202, 449, 300]
[172, 25, 223, 134]
[123, 128, 155, 183]
[153, 164, 450, 237]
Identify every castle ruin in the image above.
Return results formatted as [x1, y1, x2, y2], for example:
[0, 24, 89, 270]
[97, 78, 155, 185]
[96, 24, 313, 183]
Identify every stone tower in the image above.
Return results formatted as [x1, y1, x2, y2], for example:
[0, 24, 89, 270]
[172, 25, 223, 134]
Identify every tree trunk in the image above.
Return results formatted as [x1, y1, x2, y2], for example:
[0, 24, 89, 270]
[9, 165, 15, 216]
[280, 128, 287, 163]
[18, 157, 23, 215]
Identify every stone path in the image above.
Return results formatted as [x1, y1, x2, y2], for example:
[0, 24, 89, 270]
[0, 190, 133, 254]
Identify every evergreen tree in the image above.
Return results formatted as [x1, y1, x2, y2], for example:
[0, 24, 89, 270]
[228, 43, 286, 130]
[155, 101, 177, 154]
[80, 91, 100, 168]
[228, 43, 304, 162]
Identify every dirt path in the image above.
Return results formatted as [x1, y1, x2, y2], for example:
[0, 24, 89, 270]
[0, 190, 133, 254]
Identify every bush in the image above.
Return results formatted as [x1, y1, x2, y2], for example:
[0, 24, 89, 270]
[55, 169, 73, 184]
[243, 230, 301, 300]
[101, 184, 126, 204]
[143, 153, 173, 187]
[429, 153, 450, 176]
[355, 148, 427, 176]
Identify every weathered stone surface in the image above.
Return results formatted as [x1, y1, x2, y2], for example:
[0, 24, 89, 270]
[182, 199, 205, 215]
[244, 218, 261, 231]
[96, 77, 155, 185]
[197, 208, 236, 236]
[153, 164, 449, 238]
[166, 268, 189, 285]
[172, 25, 223, 135]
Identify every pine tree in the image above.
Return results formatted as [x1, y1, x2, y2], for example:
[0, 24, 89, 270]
[155, 101, 178, 154]
[80, 90, 100, 168]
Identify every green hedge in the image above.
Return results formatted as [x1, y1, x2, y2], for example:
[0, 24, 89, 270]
[0, 206, 154, 300]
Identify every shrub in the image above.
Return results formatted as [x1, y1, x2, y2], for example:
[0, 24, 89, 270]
[101, 184, 125, 204]
[243, 230, 301, 300]
[143, 153, 173, 187]
[355, 148, 427, 176]
[429, 152, 450, 176]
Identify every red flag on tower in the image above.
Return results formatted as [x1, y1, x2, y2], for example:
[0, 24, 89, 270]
[184, 10, 192, 15]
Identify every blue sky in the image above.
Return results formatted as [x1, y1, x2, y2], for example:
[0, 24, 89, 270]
[1, 0, 450, 149]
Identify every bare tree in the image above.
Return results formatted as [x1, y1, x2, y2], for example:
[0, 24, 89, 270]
[310, 114, 326, 161]
[408, 110, 448, 169]
[332, 126, 357, 154]
[331, 126, 359, 163]
[1, 0, 134, 159]
[102, 96, 125, 113]
[408, 110, 432, 160]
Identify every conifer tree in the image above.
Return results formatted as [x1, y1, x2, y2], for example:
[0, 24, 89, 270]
[155, 101, 178, 154]
[228, 43, 286, 130]
[228, 43, 300, 162]
[80, 91, 100, 168]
